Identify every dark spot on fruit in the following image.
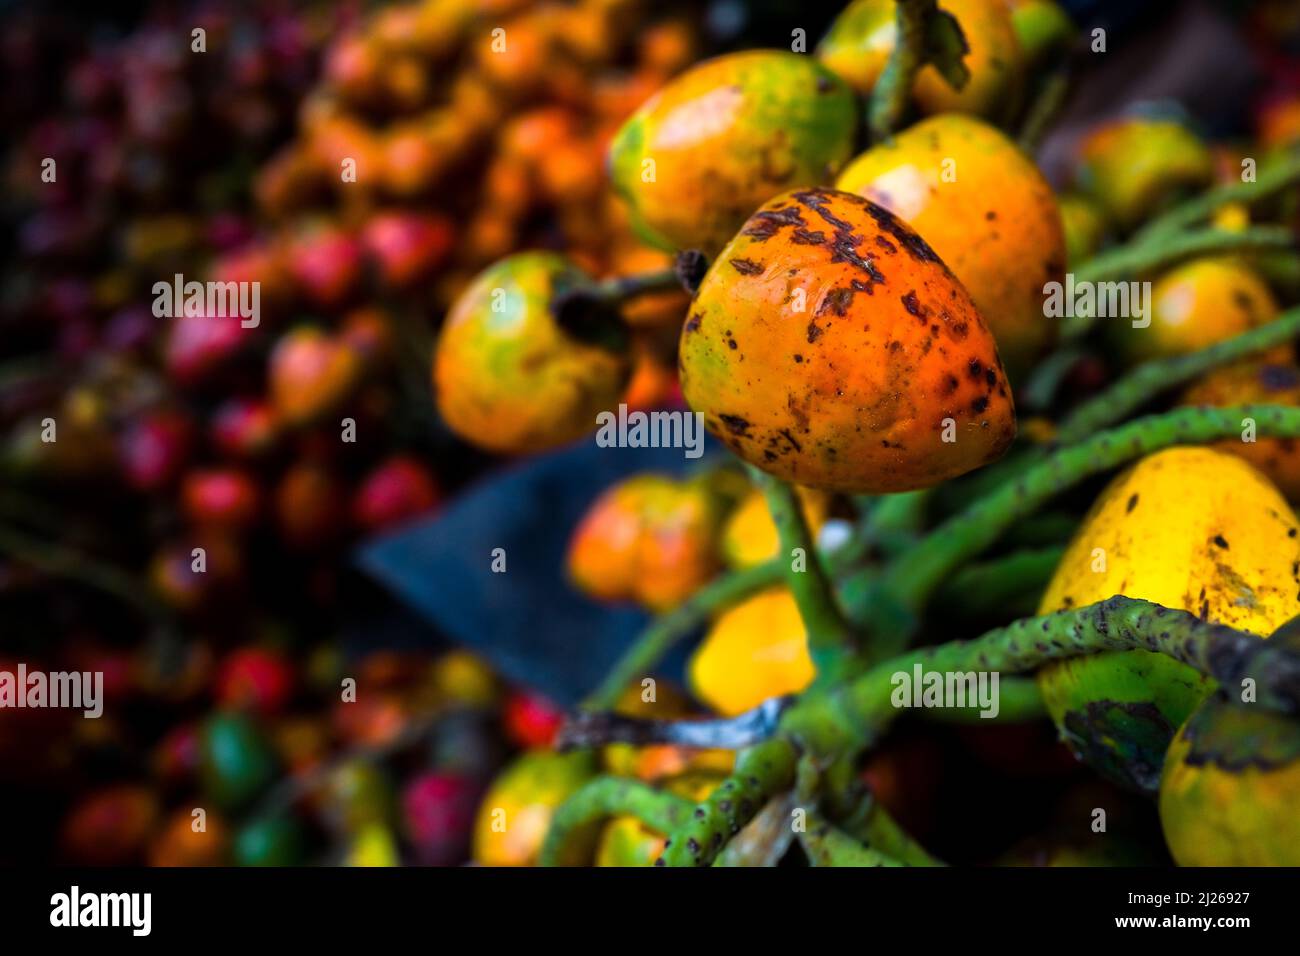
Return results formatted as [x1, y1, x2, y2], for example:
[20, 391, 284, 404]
[875, 235, 897, 254]
[984, 368, 997, 387]
[727, 338, 738, 350]
[1212, 534, 1229, 550]
[729, 258, 763, 276]
[985, 210, 997, 221]
[942, 373, 959, 395]
[743, 204, 807, 241]
[901, 290, 925, 319]
[1259, 365, 1300, 390]
[971, 396, 988, 413]
[793, 354, 803, 363]
[684, 312, 703, 333]
[780, 429, 802, 452]
[806, 319, 824, 343]
[967, 358, 983, 380]
[1127, 493, 1139, 513]
[818, 287, 857, 317]
[861, 198, 943, 264]
[719, 414, 751, 436]
[1232, 290, 1253, 311]
[791, 228, 826, 245]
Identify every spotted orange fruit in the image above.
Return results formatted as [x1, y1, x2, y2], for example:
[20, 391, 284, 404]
[679, 187, 1016, 493]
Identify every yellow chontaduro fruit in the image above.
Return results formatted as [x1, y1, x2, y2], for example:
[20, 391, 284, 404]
[471, 749, 597, 866]
[721, 486, 829, 569]
[1159, 687, 1300, 866]
[689, 588, 815, 717]
[1036, 447, 1300, 792]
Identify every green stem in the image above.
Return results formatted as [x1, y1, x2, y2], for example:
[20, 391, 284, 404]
[787, 595, 1298, 753]
[800, 814, 903, 867]
[1017, 66, 1070, 153]
[837, 789, 944, 866]
[657, 738, 798, 867]
[1056, 305, 1300, 443]
[932, 546, 1066, 618]
[1134, 152, 1300, 242]
[884, 404, 1300, 619]
[868, 0, 934, 141]
[1063, 226, 1295, 340]
[917, 675, 1046, 722]
[539, 777, 694, 867]
[749, 466, 855, 670]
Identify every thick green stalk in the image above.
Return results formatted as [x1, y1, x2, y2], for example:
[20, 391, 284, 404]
[800, 815, 903, 867]
[657, 738, 798, 867]
[539, 777, 694, 867]
[1055, 305, 1300, 443]
[749, 466, 855, 670]
[835, 790, 943, 866]
[786, 596, 1299, 753]
[1063, 226, 1294, 340]
[883, 404, 1300, 618]
[868, 0, 934, 140]
[932, 546, 1065, 618]
[1134, 151, 1300, 241]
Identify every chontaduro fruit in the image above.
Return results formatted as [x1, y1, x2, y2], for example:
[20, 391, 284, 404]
[608, 50, 858, 256]
[679, 187, 1016, 493]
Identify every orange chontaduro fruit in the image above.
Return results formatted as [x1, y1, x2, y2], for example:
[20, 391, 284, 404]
[679, 187, 1016, 493]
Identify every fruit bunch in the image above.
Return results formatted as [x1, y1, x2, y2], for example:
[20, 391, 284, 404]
[440, 1, 1300, 868]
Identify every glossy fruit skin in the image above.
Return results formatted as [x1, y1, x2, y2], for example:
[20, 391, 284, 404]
[722, 485, 828, 569]
[836, 115, 1066, 380]
[609, 51, 858, 256]
[818, 0, 1025, 121]
[680, 187, 1016, 493]
[471, 749, 598, 866]
[1159, 619, 1300, 866]
[1112, 257, 1284, 365]
[1181, 360, 1300, 501]
[1036, 448, 1300, 792]
[502, 690, 566, 749]
[567, 474, 724, 611]
[689, 588, 815, 716]
[1073, 118, 1214, 232]
[434, 252, 629, 455]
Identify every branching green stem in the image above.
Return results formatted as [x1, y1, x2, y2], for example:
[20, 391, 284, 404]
[539, 777, 695, 867]
[1134, 152, 1300, 242]
[883, 404, 1300, 618]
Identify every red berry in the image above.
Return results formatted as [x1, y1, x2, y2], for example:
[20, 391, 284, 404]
[352, 455, 440, 532]
[502, 690, 565, 749]
[216, 647, 295, 716]
[401, 772, 478, 866]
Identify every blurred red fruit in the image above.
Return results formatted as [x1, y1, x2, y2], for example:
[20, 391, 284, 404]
[117, 410, 193, 491]
[401, 771, 478, 866]
[216, 647, 295, 716]
[361, 211, 454, 288]
[181, 468, 262, 530]
[210, 397, 278, 458]
[275, 462, 346, 547]
[269, 326, 362, 426]
[152, 723, 203, 784]
[502, 690, 565, 749]
[352, 455, 441, 531]
[165, 312, 259, 386]
[60, 785, 160, 865]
